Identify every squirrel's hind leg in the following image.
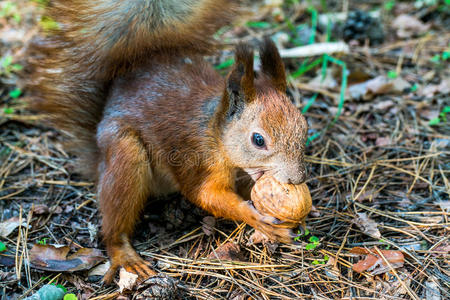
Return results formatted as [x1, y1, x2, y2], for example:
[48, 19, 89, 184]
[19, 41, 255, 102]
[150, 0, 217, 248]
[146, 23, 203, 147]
[96, 127, 156, 283]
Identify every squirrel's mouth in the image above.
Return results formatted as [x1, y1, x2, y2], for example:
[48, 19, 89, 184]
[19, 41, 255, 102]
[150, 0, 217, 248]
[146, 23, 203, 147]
[245, 169, 265, 181]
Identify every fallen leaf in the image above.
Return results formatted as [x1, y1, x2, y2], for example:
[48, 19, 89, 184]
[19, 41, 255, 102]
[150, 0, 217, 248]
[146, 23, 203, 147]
[432, 243, 450, 257]
[87, 222, 97, 243]
[350, 247, 404, 275]
[437, 201, 450, 211]
[29, 244, 105, 272]
[201, 216, 216, 236]
[392, 14, 430, 38]
[0, 217, 27, 238]
[208, 242, 244, 261]
[353, 189, 379, 202]
[375, 137, 391, 147]
[137, 274, 181, 299]
[307, 69, 338, 90]
[0, 251, 15, 267]
[118, 267, 138, 292]
[425, 277, 441, 300]
[51, 206, 63, 214]
[88, 261, 110, 277]
[373, 100, 395, 111]
[374, 268, 411, 296]
[420, 77, 450, 98]
[156, 260, 172, 270]
[354, 212, 381, 238]
[324, 255, 340, 280]
[349, 76, 410, 100]
[419, 109, 440, 121]
[32, 204, 49, 215]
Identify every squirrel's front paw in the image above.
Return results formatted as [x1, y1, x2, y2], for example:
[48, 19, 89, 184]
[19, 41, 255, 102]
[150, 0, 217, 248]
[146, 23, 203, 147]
[241, 201, 297, 244]
[103, 244, 156, 284]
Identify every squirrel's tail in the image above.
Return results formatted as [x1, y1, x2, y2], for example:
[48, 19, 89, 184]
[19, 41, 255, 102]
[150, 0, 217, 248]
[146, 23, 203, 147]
[25, 0, 239, 178]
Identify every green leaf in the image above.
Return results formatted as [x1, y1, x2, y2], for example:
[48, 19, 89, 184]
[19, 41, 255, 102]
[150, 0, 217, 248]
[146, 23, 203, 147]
[429, 117, 441, 126]
[305, 243, 317, 250]
[387, 70, 397, 79]
[9, 88, 21, 99]
[410, 83, 418, 92]
[3, 108, 14, 114]
[304, 228, 310, 236]
[40, 16, 59, 31]
[246, 21, 271, 29]
[11, 64, 23, 72]
[384, 0, 396, 11]
[215, 58, 234, 70]
[431, 54, 441, 63]
[64, 293, 77, 300]
[1, 56, 13, 68]
[442, 106, 450, 113]
[13, 13, 21, 23]
[442, 51, 449, 60]
[309, 236, 319, 243]
[56, 284, 67, 293]
[324, 254, 329, 261]
[312, 259, 320, 265]
[37, 238, 48, 245]
[0, 241, 6, 252]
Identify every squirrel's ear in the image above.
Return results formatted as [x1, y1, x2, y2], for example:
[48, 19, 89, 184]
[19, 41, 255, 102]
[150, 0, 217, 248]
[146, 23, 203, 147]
[259, 37, 287, 93]
[225, 43, 255, 118]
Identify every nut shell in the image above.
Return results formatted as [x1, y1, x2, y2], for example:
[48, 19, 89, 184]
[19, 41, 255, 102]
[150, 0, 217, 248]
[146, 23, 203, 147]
[251, 176, 312, 228]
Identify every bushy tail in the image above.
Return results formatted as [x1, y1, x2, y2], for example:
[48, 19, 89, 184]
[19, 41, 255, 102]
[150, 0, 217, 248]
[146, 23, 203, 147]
[24, 0, 239, 178]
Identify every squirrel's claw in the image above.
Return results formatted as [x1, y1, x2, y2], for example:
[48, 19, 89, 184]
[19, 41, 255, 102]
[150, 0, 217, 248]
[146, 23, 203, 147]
[241, 201, 296, 244]
[102, 245, 156, 285]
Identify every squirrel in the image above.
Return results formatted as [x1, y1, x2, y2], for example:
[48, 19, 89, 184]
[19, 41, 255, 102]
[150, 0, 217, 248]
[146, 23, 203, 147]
[25, 0, 308, 283]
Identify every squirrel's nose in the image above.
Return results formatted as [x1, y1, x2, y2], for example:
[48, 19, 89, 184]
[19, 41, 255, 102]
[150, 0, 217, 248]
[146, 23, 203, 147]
[287, 168, 306, 185]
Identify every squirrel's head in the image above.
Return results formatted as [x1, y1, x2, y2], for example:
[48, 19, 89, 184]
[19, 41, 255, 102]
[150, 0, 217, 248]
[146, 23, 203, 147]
[218, 38, 308, 185]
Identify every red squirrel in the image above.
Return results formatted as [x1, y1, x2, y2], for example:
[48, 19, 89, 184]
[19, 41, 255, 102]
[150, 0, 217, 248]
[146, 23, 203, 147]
[26, 0, 308, 283]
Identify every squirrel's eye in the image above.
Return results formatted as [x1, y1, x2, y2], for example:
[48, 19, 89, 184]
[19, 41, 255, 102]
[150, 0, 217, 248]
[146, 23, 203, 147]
[252, 133, 266, 149]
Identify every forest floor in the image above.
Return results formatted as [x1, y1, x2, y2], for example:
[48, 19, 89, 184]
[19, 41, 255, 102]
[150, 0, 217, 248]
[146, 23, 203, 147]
[0, 0, 449, 299]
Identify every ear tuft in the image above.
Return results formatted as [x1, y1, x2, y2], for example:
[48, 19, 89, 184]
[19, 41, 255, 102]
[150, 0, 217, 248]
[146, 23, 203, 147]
[259, 37, 287, 92]
[227, 43, 255, 99]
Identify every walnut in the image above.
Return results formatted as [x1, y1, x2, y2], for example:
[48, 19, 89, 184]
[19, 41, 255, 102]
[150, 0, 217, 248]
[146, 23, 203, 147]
[251, 175, 312, 228]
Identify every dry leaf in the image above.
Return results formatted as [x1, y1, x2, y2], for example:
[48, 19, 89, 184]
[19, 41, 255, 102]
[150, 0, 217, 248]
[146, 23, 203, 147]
[437, 201, 450, 211]
[201, 216, 216, 236]
[208, 242, 243, 261]
[29, 244, 105, 272]
[138, 274, 181, 299]
[349, 76, 410, 100]
[374, 268, 411, 296]
[32, 204, 49, 215]
[351, 247, 404, 275]
[354, 212, 381, 238]
[118, 267, 138, 292]
[373, 100, 395, 111]
[88, 261, 110, 277]
[392, 14, 430, 38]
[0, 217, 27, 238]
[307, 69, 338, 90]
[375, 137, 391, 147]
[324, 256, 340, 280]
[425, 277, 441, 300]
[420, 77, 450, 98]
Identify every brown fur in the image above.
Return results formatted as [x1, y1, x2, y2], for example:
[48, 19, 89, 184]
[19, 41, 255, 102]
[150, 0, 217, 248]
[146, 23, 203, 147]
[25, 1, 308, 283]
[24, 0, 240, 177]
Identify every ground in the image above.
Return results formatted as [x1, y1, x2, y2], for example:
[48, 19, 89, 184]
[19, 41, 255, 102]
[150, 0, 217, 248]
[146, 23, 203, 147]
[0, 0, 449, 299]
